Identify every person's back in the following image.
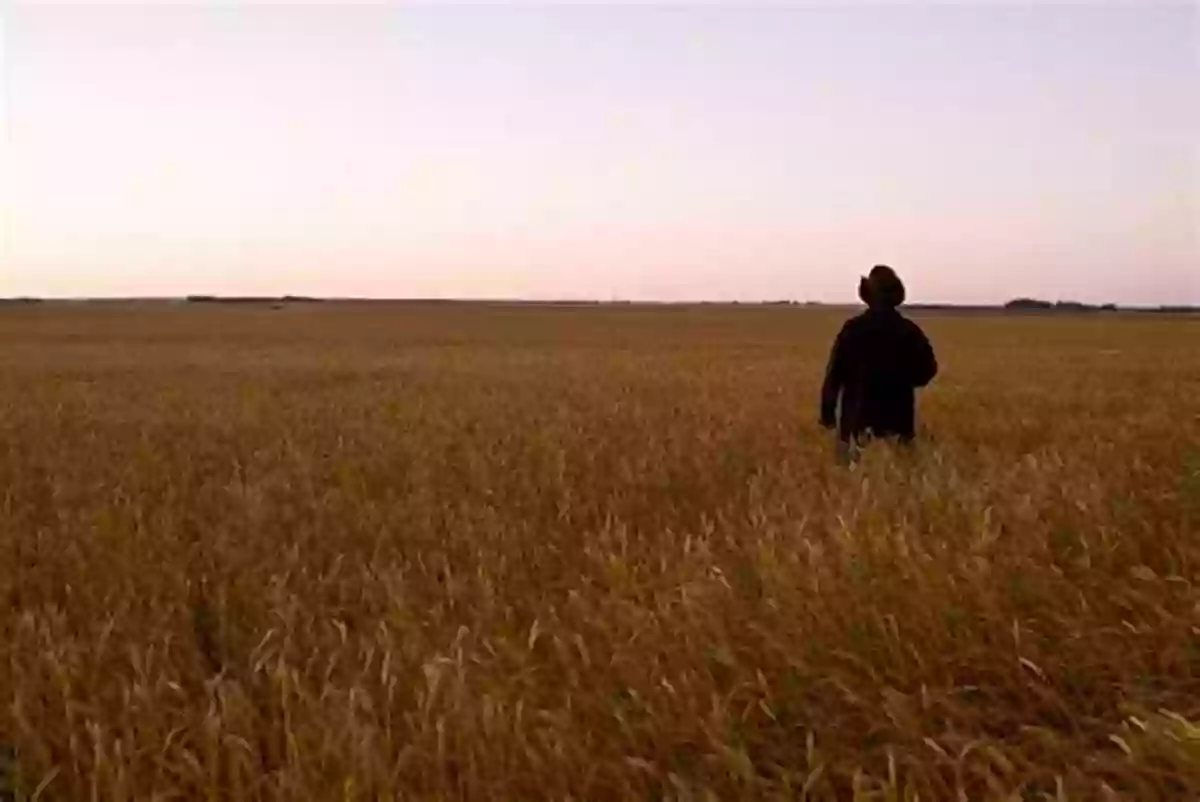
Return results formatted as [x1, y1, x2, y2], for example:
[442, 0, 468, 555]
[820, 265, 937, 444]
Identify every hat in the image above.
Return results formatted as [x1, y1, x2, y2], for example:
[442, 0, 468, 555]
[858, 264, 906, 308]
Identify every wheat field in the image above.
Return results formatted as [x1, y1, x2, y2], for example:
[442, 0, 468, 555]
[0, 303, 1197, 801]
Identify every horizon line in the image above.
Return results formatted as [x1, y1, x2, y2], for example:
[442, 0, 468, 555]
[2, 295, 1196, 312]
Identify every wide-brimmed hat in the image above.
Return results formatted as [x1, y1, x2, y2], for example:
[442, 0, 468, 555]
[858, 264, 906, 308]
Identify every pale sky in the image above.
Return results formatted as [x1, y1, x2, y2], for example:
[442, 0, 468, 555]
[1, 3, 1197, 304]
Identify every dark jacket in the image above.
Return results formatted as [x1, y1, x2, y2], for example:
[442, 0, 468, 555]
[820, 307, 938, 443]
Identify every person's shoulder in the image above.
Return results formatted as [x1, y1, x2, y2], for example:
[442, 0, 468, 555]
[836, 312, 868, 339]
[843, 310, 873, 329]
[895, 314, 932, 343]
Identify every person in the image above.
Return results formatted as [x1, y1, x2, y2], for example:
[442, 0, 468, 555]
[820, 265, 938, 450]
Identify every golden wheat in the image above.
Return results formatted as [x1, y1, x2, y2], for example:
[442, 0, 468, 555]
[1, 303, 1198, 800]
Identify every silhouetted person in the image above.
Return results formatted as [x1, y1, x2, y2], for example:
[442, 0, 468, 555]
[820, 265, 937, 447]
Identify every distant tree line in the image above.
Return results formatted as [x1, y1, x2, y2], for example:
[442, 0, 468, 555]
[185, 295, 325, 305]
[1004, 298, 1119, 312]
[2, 296, 1194, 314]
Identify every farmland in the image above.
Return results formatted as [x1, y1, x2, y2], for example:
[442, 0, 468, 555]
[1, 302, 1198, 800]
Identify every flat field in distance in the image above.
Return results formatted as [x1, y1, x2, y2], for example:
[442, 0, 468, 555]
[1, 303, 1198, 800]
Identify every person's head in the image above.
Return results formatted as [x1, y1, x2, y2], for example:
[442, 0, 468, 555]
[858, 264, 906, 309]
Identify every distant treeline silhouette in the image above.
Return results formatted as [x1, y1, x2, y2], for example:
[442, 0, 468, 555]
[185, 295, 325, 305]
[1, 296, 1196, 313]
[1004, 298, 1119, 312]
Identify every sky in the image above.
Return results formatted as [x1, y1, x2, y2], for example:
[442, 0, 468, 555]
[1, 2, 1196, 305]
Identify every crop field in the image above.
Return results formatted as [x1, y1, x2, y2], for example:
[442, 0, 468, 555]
[0, 302, 1198, 801]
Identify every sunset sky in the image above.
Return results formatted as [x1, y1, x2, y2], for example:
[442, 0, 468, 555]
[2, 3, 1196, 305]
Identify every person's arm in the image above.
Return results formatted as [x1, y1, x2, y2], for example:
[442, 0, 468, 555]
[909, 324, 938, 388]
[820, 326, 849, 428]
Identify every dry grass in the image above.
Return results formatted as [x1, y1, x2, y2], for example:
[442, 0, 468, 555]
[1, 302, 1198, 801]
